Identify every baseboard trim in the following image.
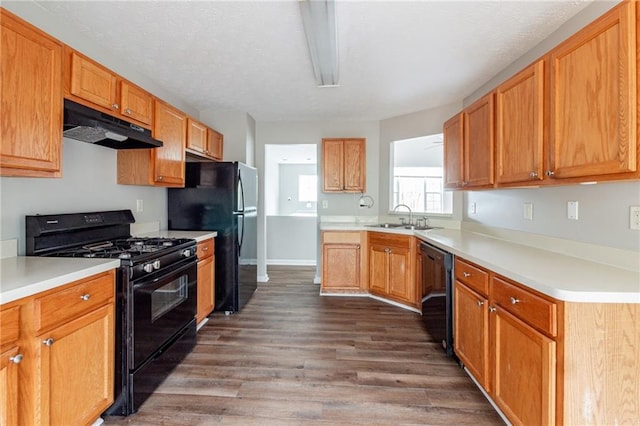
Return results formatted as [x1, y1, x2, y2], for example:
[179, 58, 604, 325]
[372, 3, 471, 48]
[258, 274, 269, 282]
[368, 294, 421, 314]
[313, 275, 321, 284]
[463, 366, 511, 425]
[267, 259, 317, 266]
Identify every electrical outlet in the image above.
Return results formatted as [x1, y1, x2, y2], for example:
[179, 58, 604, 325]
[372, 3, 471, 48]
[523, 202, 533, 220]
[322, 200, 328, 209]
[630, 206, 640, 230]
[470, 202, 477, 214]
[567, 201, 578, 220]
[136, 199, 144, 213]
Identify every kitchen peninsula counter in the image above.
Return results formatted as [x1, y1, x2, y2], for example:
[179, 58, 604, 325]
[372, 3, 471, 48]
[320, 223, 640, 303]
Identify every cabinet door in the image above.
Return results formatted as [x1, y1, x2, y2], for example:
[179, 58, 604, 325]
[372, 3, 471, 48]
[368, 245, 388, 295]
[343, 139, 366, 192]
[496, 60, 545, 185]
[464, 93, 495, 187]
[208, 128, 224, 161]
[187, 118, 208, 154]
[549, 1, 636, 179]
[322, 243, 361, 290]
[197, 256, 215, 324]
[454, 281, 490, 389]
[387, 246, 412, 303]
[492, 308, 556, 426]
[322, 139, 344, 191]
[153, 100, 186, 186]
[0, 346, 21, 426]
[37, 304, 114, 426]
[120, 81, 153, 126]
[1, 10, 62, 177]
[443, 113, 464, 188]
[69, 51, 117, 111]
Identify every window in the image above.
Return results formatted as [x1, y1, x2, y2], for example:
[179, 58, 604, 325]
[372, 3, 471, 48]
[390, 134, 452, 215]
[298, 175, 317, 202]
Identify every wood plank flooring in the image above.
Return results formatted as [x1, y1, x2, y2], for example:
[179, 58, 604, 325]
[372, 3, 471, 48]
[104, 266, 504, 425]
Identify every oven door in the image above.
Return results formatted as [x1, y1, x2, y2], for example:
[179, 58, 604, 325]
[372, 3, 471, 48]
[131, 257, 197, 370]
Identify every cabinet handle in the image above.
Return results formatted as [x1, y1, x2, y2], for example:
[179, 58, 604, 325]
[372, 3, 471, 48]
[529, 171, 538, 178]
[203, 246, 209, 251]
[356, 245, 360, 250]
[157, 176, 164, 181]
[510, 297, 520, 305]
[463, 272, 471, 277]
[384, 248, 390, 253]
[80, 293, 91, 301]
[43, 338, 55, 346]
[112, 103, 119, 110]
[124, 108, 132, 115]
[489, 307, 497, 313]
[476, 300, 484, 307]
[10, 354, 23, 364]
[545, 170, 555, 177]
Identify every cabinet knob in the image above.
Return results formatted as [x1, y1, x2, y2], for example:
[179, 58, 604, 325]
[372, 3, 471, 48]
[43, 338, 55, 346]
[80, 293, 91, 301]
[529, 171, 539, 178]
[463, 272, 471, 278]
[203, 246, 209, 251]
[489, 307, 497, 313]
[112, 103, 119, 110]
[157, 176, 164, 181]
[356, 245, 360, 250]
[545, 170, 555, 177]
[384, 248, 390, 253]
[10, 354, 23, 364]
[124, 108, 132, 115]
[476, 300, 484, 307]
[510, 297, 520, 305]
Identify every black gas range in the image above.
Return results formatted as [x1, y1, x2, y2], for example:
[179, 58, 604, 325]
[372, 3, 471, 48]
[26, 210, 198, 416]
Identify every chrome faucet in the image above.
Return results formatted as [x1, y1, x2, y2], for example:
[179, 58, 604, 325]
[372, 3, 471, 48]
[393, 203, 413, 225]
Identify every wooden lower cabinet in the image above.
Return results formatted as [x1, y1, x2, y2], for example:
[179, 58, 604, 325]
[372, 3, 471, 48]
[0, 270, 115, 425]
[453, 281, 490, 389]
[492, 307, 555, 425]
[321, 231, 365, 293]
[368, 233, 417, 308]
[196, 238, 215, 325]
[37, 304, 114, 425]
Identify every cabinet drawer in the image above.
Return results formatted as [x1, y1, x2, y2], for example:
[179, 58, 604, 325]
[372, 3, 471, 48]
[454, 258, 489, 296]
[368, 232, 411, 249]
[0, 305, 20, 348]
[35, 271, 115, 332]
[197, 238, 214, 260]
[322, 231, 361, 245]
[492, 275, 558, 337]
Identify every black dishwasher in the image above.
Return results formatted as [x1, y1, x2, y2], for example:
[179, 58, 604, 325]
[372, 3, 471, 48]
[420, 241, 454, 358]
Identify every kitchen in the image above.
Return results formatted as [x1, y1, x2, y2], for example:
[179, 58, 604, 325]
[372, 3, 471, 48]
[1, 0, 639, 425]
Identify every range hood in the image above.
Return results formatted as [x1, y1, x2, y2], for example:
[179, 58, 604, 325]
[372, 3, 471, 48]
[63, 99, 163, 149]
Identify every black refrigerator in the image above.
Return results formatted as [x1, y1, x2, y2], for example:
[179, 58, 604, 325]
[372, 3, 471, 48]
[168, 162, 258, 313]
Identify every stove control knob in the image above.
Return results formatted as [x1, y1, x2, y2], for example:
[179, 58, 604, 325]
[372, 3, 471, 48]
[182, 249, 193, 258]
[153, 260, 161, 270]
[143, 263, 154, 273]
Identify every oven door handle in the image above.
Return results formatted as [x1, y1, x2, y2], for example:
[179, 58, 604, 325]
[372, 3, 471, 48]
[132, 258, 196, 289]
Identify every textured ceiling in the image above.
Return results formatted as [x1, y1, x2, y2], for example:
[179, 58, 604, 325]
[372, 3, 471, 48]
[34, 0, 593, 122]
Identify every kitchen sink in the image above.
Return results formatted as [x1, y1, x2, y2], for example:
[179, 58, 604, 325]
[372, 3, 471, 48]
[365, 223, 438, 231]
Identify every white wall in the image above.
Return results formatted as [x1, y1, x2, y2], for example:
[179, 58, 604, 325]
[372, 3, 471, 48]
[277, 164, 317, 215]
[379, 102, 464, 220]
[459, 0, 639, 252]
[266, 216, 316, 265]
[199, 109, 256, 166]
[0, 139, 168, 254]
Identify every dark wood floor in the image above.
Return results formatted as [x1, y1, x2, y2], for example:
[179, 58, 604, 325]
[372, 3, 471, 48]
[105, 266, 504, 425]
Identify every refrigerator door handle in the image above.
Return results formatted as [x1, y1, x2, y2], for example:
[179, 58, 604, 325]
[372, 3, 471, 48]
[237, 169, 246, 213]
[237, 213, 245, 255]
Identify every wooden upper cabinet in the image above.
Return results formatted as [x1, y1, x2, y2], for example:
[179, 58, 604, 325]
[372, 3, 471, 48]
[464, 92, 495, 188]
[1, 9, 63, 178]
[443, 113, 464, 188]
[322, 138, 366, 192]
[549, 0, 637, 179]
[66, 48, 153, 128]
[443, 93, 495, 189]
[186, 118, 208, 154]
[117, 99, 186, 187]
[496, 59, 545, 185]
[208, 128, 224, 161]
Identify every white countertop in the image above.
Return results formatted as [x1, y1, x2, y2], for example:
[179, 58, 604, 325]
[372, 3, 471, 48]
[321, 223, 640, 303]
[133, 230, 217, 242]
[0, 257, 120, 305]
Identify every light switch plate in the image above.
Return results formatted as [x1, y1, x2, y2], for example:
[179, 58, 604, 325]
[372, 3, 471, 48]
[470, 202, 477, 214]
[567, 201, 578, 220]
[523, 202, 533, 220]
[630, 206, 640, 230]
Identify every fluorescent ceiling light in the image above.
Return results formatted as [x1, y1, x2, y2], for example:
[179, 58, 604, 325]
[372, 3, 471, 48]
[299, 0, 339, 87]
